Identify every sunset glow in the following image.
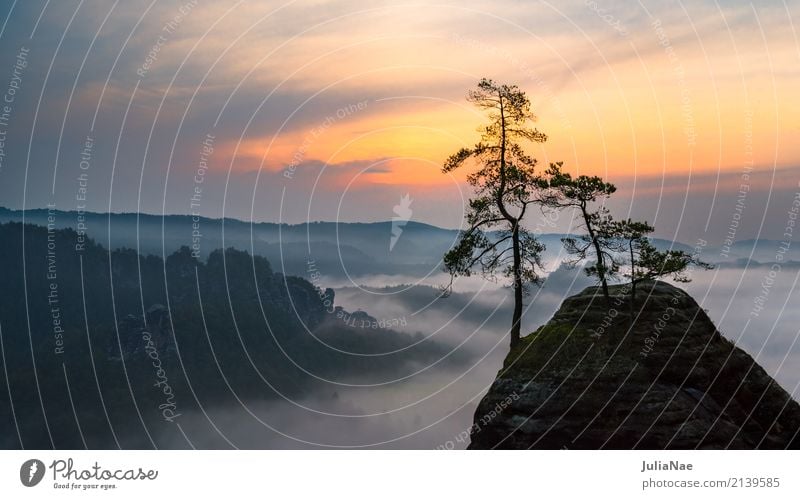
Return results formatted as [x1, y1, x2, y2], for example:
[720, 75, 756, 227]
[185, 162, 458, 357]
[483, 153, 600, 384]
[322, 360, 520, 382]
[0, 0, 797, 236]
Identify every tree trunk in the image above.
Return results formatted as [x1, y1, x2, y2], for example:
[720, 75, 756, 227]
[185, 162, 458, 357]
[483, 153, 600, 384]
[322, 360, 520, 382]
[510, 224, 523, 348]
[629, 242, 636, 324]
[582, 205, 609, 301]
[496, 93, 522, 348]
[596, 242, 610, 300]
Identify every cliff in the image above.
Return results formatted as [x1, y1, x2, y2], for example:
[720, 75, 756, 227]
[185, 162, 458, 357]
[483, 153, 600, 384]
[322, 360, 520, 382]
[469, 280, 800, 449]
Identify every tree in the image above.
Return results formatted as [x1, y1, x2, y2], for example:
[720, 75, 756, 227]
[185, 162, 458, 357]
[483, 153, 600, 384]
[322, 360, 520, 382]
[630, 239, 713, 288]
[606, 218, 654, 322]
[442, 79, 548, 348]
[543, 162, 618, 301]
[611, 218, 654, 301]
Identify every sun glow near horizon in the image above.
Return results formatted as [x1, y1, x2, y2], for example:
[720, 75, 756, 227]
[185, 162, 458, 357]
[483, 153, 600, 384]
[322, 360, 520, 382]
[190, 1, 800, 187]
[2, 0, 798, 236]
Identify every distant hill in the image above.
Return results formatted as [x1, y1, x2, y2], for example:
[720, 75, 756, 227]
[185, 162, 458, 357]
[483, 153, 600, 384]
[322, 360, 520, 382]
[0, 207, 457, 278]
[0, 207, 725, 280]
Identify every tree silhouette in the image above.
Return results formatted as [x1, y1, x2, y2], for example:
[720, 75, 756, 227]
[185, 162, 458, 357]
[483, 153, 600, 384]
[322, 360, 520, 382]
[630, 238, 713, 290]
[543, 162, 618, 301]
[442, 79, 548, 348]
[611, 218, 654, 301]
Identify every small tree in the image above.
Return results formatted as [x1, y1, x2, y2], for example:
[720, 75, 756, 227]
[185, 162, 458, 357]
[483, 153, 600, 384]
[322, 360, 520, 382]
[605, 218, 653, 323]
[612, 218, 654, 300]
[442, 79, 548, 348]
[543, 163, 619, 301]
[630, 239, 713, 289]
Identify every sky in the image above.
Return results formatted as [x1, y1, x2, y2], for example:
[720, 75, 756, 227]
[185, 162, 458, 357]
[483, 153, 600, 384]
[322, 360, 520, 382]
[0, 0, 798, 243]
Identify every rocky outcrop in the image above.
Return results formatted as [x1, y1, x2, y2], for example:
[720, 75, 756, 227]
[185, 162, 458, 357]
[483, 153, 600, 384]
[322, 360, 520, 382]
[469, 280, 800, 449]
[108, 304, 176, 360]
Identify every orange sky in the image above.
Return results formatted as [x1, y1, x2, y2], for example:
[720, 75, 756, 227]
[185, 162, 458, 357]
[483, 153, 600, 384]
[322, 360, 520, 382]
[57, 0, 798, 188]
[188, 0, 800, 187]
[6, 0, 799, 234]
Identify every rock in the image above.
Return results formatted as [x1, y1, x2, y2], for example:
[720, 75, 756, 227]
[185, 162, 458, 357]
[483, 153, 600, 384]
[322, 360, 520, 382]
[108, 304, 176, 360]
[468, 280, 800, 449]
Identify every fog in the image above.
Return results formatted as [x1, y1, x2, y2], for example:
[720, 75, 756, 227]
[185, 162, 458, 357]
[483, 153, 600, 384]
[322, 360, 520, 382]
[681, 265, 800, 399]
[158, 260, 800, 448]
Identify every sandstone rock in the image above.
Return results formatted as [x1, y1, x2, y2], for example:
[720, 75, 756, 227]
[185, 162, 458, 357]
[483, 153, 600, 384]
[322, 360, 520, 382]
[468, 280, 800, 449]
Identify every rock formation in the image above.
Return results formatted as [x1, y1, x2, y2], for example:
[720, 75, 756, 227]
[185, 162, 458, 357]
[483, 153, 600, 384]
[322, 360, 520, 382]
[469, 280, 800, 449]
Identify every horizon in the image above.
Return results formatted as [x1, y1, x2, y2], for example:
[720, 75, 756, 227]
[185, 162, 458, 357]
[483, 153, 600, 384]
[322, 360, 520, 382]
[0, 203, 790, 245]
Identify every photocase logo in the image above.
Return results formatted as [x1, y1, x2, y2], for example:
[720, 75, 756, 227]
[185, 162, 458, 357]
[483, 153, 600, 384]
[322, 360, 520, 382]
[390, 193, 413, 251]
[20, 459, 45, 487]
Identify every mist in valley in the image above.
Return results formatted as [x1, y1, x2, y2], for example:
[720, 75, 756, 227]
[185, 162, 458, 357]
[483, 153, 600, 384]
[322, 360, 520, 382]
[164, 256, 800, 449]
